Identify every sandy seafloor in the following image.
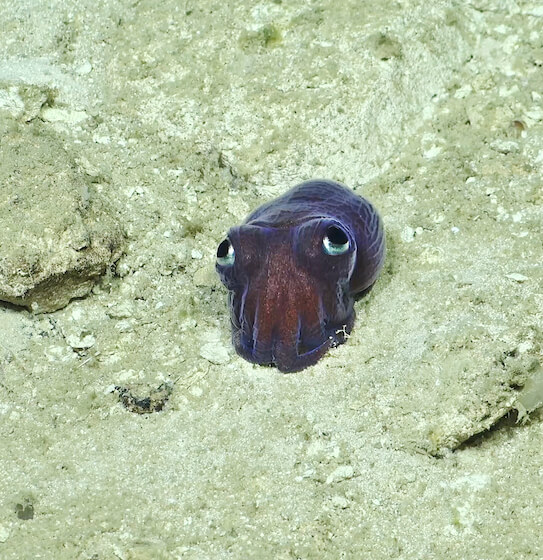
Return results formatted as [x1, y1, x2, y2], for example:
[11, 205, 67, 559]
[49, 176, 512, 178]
[1, 0, 543, 558]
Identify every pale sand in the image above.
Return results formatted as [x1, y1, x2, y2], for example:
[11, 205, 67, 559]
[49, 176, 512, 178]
[0, 1, 542, 558]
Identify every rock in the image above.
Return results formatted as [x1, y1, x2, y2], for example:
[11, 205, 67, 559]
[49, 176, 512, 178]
[199, 341, 230, 365]
[506, 272, 529, 283]
[326, 465, 355, 484]
[0, 122, 124, 312]
[193, 265, 216, 287]
[65, 331, 96, 350]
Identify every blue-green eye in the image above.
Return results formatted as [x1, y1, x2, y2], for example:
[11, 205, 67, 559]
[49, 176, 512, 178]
[217, 238, 235, 266]
[323, 225, 350, 255]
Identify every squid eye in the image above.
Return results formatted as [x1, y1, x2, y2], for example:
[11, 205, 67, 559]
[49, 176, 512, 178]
[217, 238, 235, 266]
[323, 225, 350, 256]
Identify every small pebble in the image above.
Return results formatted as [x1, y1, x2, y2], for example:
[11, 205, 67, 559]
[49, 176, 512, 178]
[75, 61, 92, 75]
[193, 266, 215, 287]
[107, 302, 134, 319]
[199, 342, 229, 365]
[489, 139, 519, 154]
[66, 332, 95, 349]
[0, 524, 9, 543]
[506, 272, 528, 282]
[41, 107, 88, 124]
[326, 465, 354, 484]
[423, 145, 442, 158]
[331, 495, 349, 509]
[401, 226, 415, 243]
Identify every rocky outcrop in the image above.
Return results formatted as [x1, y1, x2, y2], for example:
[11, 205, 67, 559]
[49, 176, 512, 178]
[0, 122, 123, 312]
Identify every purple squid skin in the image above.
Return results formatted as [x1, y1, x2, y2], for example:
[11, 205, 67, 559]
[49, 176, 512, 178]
[216, 179, 386, 373]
